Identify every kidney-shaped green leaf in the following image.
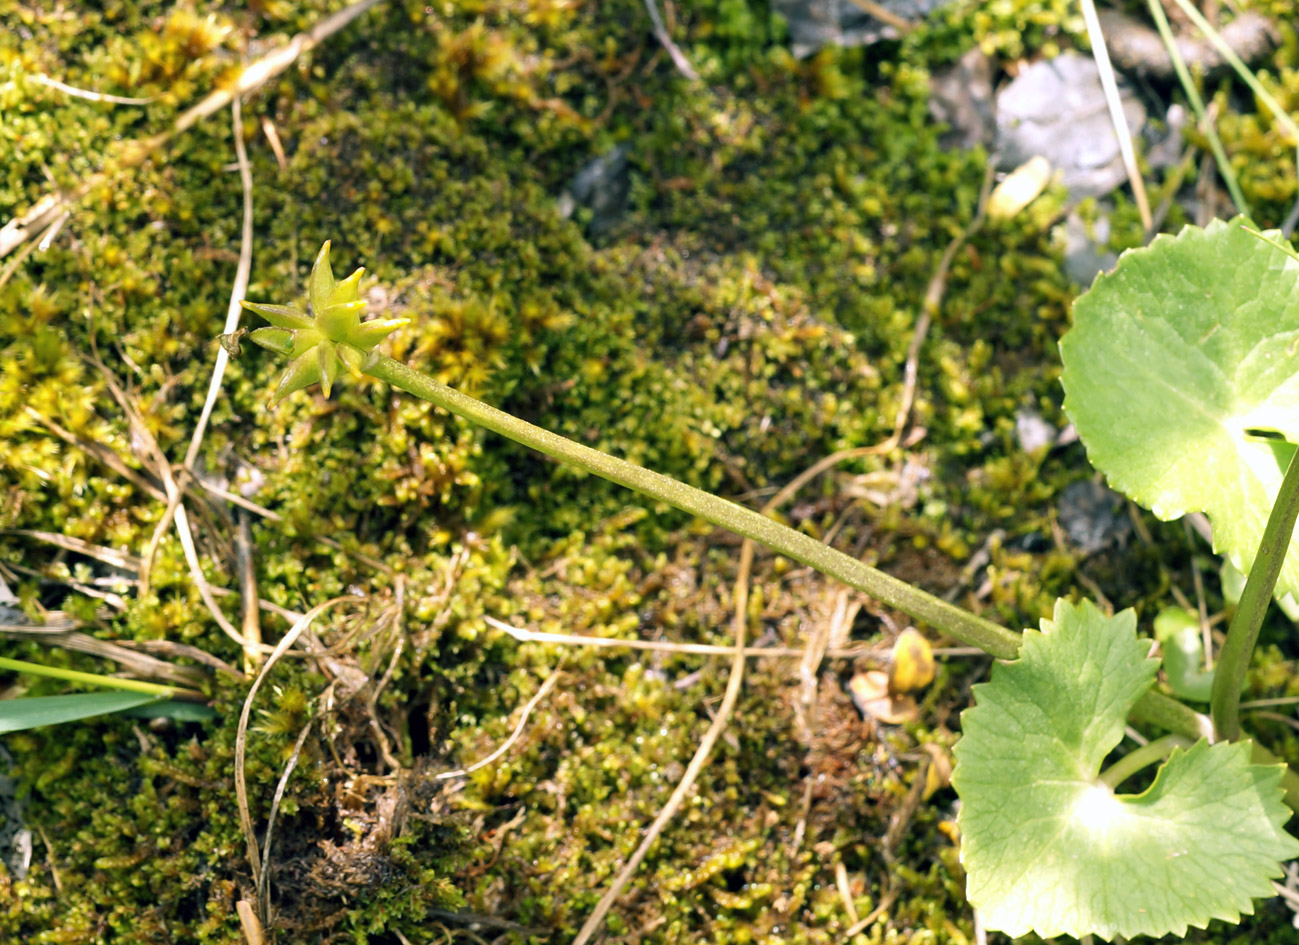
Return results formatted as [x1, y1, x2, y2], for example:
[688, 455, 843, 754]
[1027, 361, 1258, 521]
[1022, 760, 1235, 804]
[1061, 217, 1299, 595]
[952, 599, 1299, 940]
[0, 692, 162, 733]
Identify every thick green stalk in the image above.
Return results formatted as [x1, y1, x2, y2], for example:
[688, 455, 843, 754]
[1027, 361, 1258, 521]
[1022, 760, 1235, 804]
[365, 355, 1299, 811]
[1212, 446, 1299, 741]
[366, 356, 1022, 659]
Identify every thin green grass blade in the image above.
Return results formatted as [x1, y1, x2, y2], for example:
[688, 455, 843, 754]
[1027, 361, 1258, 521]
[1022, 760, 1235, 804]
[0, 655, 176, 697]
[1146, 0, 1249, 217]
[1165, 0, 1299, 142]
[0, 692, 162, 733]
[118, 700, 219, 722]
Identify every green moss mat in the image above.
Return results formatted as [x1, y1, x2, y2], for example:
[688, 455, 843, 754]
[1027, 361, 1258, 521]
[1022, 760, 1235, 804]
[4, 1, 1299, 942]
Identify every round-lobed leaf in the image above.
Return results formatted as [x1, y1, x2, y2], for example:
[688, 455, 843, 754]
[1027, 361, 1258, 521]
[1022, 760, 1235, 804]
[952, 599, 1299, 940]
[1061, 217, 1299, 595]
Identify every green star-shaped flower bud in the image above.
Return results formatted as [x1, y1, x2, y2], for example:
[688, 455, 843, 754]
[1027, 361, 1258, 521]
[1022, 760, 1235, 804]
[240, 241, 408, 402]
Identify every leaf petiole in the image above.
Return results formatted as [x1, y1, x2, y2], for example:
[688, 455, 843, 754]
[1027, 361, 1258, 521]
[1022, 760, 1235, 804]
[1098, 734, 1191, 790]
[1212, 444, 1299, 741]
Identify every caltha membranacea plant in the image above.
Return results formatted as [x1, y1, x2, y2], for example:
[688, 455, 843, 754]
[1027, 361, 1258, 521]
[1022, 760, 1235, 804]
[233, 237, 1299, 943]
[239, 241, 408, 402]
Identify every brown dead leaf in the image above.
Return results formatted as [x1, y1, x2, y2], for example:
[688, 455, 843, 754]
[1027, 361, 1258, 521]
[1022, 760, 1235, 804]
[848, 670, 917, 724]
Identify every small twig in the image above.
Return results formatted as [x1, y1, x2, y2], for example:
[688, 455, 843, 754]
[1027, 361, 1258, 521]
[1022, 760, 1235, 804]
[235, 509, 262, 672]
[0, 626, 207, 688]
[1, 528, 143, 572]
[840, 886, 900, 939]
[891, 164, 995, 445]
[184, 95, 254, 471]
[260, 116, 289, 174]
[366, 577, 407, 771]
[33, 825, 62, 894]
[1246, 710, 1299, 734]
[141, 94, 254, 603]
[435, 668, 561, 781]
[572, 539, 751, 945]
[1184, 520, 1213, 671]
[29, 72, 157, 106]
[236, 900, 265, 945]
[846, 0, 916, 33]
[91, 357, 265, 651]
[484, 614, 872, 660]
[642, 0, 699, 81]
[834, 860, 861, 925]
[883, 754, 932, 857]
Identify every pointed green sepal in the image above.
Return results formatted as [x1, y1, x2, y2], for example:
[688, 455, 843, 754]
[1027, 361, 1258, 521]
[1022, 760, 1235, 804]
[309, 240, 336, 316]
[337, 343, 366, 378]
[272, 350, 323, 404]
[247, 327, 294, 355]
[350, 318, 410, 350]
[241, 301, 314, 331]
[288, 328, 325, 357]
[317, 344, 340, 398]
[319, 299, 367, 338]
[334, 267, 365, 304]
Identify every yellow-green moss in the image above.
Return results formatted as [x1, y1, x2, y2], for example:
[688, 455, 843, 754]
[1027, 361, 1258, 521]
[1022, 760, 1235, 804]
[4, 1, 1299, 943]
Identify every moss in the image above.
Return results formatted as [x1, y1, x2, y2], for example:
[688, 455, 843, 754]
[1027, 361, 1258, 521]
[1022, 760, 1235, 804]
[4, 0, 1299, 943]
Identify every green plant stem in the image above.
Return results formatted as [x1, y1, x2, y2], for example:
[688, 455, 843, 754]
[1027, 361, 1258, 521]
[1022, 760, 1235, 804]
[366, 356, 1022, 659]
[1145, 0, 1249, 217]
[1099, 734, 1190, 789]
[1212, 446, 1299, 742]
[1130, 689, 1211, 743]
[0, 655, 178, 697]
[366, 356, 1299, 810]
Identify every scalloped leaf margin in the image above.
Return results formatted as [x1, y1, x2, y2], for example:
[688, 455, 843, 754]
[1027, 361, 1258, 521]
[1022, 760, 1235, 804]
[1060, 216, 1299, 596]
[951, 599, 1299, 940]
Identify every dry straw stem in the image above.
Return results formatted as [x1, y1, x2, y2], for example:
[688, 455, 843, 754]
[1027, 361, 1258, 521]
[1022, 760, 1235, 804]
[1080, 0, 1153, 231]
[234, 596, 354, 914]
[137, 98, 247, 603]
[891, 162, 995, 447]
[92, 355, 268, 654]
[257, 717, 316, 923]
[28, 72, 156, 106]
[0, 624, 208, 690]
[365, 576, 408, 771]
[572, 534, 753, 945]
[0, 0, 388, 259]
[642, 0, 699, 81]
[484, 614, 870, 660]
[433, 668, 563, 782]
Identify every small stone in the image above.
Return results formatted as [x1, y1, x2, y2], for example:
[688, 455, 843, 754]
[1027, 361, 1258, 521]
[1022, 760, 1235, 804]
[1058, 479, 1132, 555]
[1015, 408, 1055, 454]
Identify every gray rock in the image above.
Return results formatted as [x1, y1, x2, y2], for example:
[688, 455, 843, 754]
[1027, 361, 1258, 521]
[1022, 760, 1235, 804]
[929, 47, 996, 151]
[1059, 209, 1117, 287]
[558, 143, 631, 237]
[1015, 408, 1055, 454]
[996, 52, 1145, 202]
[774, 0, 955, 58]
[1058, 479, 1132, 556]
